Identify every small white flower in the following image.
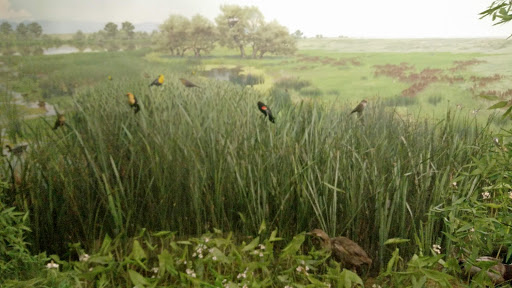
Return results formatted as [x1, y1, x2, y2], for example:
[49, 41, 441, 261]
[151, 267, 159, 274]
[470, 227, 475, 232]
[258, 244, 266, 250]
[79, 254, 90, 262]
[192, 252, 197, 257]
[242, 285, 248, 288]
[222, 279, 227, 284]
[451, 182, 457, 188]
[209, 248, 214, 253]
[300, 260, 305, 265]
[305, 265, 310, 271]
[183, 260, 187, 264]
[509, 191, 512, 199]
[204, 238, 210, 243]
[284, 286, 293, 288]
[89, 267, 93, 271]
[296, 266, 303, 272]
[46, 260, 59, 269]
[259, 252, 264, 257]
[432, 244, 441, 254]
[186, 268, 196, 278]
[482, 191, 491, 199]
[372, 284, 382, 288]
[212, 256, 217, 261]
[198, 253, 203, 259]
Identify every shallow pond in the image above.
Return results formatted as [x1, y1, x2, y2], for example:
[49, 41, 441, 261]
[202, 67, 264, 86]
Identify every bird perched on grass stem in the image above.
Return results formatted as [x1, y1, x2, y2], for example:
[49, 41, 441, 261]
[308, 229, 372, 271]
[149, 74, 164, 87]
[126, 93, 140, 114]
[53, 113, 65, 130]
[257, 101, 275, 123]
[179, 78, 200, 88]
[350, 100, 367, 116]
[5, 144, 28, 156]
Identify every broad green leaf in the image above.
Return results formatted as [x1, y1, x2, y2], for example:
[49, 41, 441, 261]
[340, 269, 364, 287]
[241, 236, 260, 252]
[386, 248, 400, 273]
[152, 231, 171, 237]
[502, 105, 512, 118]
[488, 101, 508, 109]
[130, 240, 147, 261]
[280, 233, 305, 258]
[128, 269, 150, 287]
[269, 229, 283, 242]
[483, 203, 502, 209]
[479, 94, 499, 101]
[258, 220, 266, 234]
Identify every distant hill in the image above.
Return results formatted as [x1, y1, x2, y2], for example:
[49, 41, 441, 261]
[2, 20, 160, 34]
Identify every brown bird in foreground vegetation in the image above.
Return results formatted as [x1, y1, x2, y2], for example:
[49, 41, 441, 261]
[5, 144, 28, 156]
[308, 229, 372, 271]
[460, 256, 512, 285]
[126, 93, 140, 114]
[53, 113, 65, 130]
[350, 100, 368, 116]
[257, 101, 275, 123]
[179, 78, 200, 88]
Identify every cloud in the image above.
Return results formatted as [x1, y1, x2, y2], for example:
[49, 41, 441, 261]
[0, 0, 32, 20]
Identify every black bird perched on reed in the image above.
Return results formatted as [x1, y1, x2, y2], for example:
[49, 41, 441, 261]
[308, 229, 372, 271]
[179, 78, 200, 88]
[149, 74, 164, 87]
[460, 256, 512, 285]
[5, 144, 28, 156]
[53, 113, 65, 130]
[126, 93, 140, 114]
[257, 101, 275, 123]
[350, 100, 368, 116]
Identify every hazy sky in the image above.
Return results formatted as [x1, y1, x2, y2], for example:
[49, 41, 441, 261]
[1, 0, 512, 38]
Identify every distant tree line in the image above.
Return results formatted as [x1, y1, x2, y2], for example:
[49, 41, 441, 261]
[74, 21, 153, 52]
[0, 21, 62, 56]
[158, 5, 297, 58]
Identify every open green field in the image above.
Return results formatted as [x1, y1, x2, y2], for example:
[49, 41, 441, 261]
[1, 38, 512, 287]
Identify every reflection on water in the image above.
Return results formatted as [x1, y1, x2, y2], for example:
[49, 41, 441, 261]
[44, 45, 93, 55]
[203, 67, 264, 86]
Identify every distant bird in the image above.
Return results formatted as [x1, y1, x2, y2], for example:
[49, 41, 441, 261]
[149, 74, 164, 87]
[350, 100, 368, 116]
[257, 101, 275, 123]
[143, 72, 150, 78]
[53, 113, 65, 130]
[126, 93, 140, 114]
[108, 75, 113, 81]
[5, 144, 28, 156]
[460, 256, 512, 285]
[179, 78, 200, 88]
[308, 229, 372, 271]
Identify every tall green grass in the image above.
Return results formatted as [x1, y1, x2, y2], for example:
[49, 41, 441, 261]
[12, 76, 491, 271]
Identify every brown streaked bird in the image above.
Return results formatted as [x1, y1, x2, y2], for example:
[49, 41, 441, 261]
[460, 256, 512, 285]
[350, 100, 368, 116]
[257, 101, 275, 123]
[149, 74, 164, 87]
[126, 93, 140, 114]
[53, 113, 65, 130]
[308, 229, 372, 271]
[179, 78, 200, 88]
[5, 144, 28, 156]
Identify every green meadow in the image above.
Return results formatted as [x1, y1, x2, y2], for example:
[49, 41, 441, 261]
[1, 38, 512, 287]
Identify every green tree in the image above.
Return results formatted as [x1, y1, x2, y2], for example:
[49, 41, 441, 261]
[292, 30, 304, 39]
[27, 22, 43, 38]
[188, 14, 217, 57]
[215, 5, 264, 58]
[15, 23, 28, 39]
[121, 21, 135, 38]
[103, 22, 118, 38]
[159, 15, 190, 56]
[252, 21, 297, 58]
[0, 22, 13, 36]
[73, 30, 87, 51]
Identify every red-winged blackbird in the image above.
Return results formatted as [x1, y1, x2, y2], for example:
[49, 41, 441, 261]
[149, 74, 164, 87]
[308, 229, 372, 271]
[53, 113, 65, 130]
[350, 100, 368, 116]
[179, 78, 200, 88]
[5, 144, 28, 156]
[126, 93, 140, 114]
[257, 101, 275, 123]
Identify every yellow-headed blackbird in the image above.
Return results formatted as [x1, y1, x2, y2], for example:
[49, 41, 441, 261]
[149, 74, 164, 87]
[53, 113, 65, 130]
[308, 229, 372, 271]
[257, 101, 275, 123]
[5, 144, 28, 156]
[108, 75, 113, 81]
[179, 78, 200, 88]
[126, 93, 140, 114]
[350, 100, 367, 116]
